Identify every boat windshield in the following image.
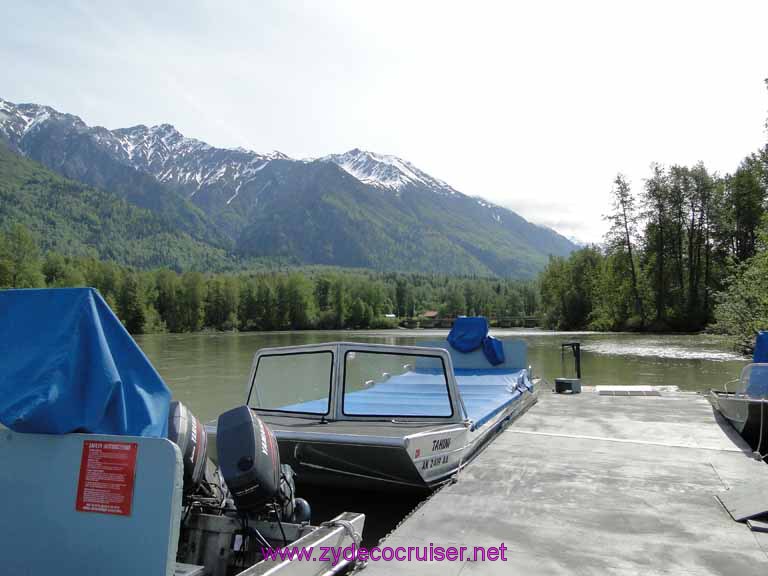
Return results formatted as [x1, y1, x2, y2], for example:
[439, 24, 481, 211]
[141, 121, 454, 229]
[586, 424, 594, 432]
[342, 351, 453, 417]
[249, 351, 333, 414]
[737, 364, 768, 398]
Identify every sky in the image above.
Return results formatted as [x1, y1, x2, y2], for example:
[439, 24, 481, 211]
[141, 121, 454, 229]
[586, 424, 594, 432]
[1, 0, 767, 243]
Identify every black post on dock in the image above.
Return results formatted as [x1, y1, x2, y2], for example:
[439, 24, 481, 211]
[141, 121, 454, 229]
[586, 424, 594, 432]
[555, 342, 582, 394]
[561, 342, 581, 379]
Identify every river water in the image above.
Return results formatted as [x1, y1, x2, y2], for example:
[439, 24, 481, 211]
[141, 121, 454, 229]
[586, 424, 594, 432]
[135, 329, 748, 423]
[134, 329, 749, 544]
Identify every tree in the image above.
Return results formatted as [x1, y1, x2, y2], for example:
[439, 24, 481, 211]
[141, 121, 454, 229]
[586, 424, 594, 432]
[180, 272, 206, 331]
[3, 224, 45, 288]
[539, 248, 602, 330]
[274, 279, 290, 330]
[285, 274, 316, 329]
[442, 283, 466, 317]
[155, 269, 183, 331]
[712, 220, 768, 352]
[349, 298, 373, 328]
[204, 277, 238, 330]
[641, 164, 670, 325]
[724, 156, 765, 262]
[314, 276, 332, 311]
[332, 278, 347, 328]
[238, 279, 259, 330]
[255, 281, 277, 330]
[117, 273, 146, 334]
[605, 174, 645, 325]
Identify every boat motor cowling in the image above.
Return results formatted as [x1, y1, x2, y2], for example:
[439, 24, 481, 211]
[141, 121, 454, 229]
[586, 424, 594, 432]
[167, 400, 208, 495]
[217, 405, 282, 511]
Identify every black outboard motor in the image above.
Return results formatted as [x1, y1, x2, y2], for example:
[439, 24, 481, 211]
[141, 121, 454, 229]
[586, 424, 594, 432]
[217, 405, 310, 522]
[167, 401, 209, 495]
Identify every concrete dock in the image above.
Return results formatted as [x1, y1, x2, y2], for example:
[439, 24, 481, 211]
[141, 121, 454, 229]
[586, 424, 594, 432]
[364, 388, 768, 575]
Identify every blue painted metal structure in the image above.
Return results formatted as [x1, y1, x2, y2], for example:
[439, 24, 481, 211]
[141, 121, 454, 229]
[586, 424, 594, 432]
[0, 430, 183, 576]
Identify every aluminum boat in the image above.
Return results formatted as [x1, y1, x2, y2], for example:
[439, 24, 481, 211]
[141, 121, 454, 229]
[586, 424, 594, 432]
[710, 363, 768, 458]
[709, 332, 768, 459]
[209, 337, 537, 491]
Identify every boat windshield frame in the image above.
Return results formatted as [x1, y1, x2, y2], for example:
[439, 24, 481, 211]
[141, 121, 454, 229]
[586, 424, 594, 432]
[246, 344, 336, 416]
[246, 342, 465, 423]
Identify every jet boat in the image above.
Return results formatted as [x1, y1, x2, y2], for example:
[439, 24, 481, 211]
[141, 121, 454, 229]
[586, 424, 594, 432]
[209, 324, 538, 491]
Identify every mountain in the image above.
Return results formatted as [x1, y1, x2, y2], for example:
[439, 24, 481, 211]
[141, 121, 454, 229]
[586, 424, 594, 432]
[0, 100, 229, 249]
[0, 142, 231, 270]
[0, 97, 575, 277]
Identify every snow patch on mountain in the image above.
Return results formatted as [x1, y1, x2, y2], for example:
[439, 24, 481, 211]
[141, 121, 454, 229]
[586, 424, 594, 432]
[321, 149, 458, 195]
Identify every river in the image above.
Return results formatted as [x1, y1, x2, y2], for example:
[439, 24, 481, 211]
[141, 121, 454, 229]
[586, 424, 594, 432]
[135, 329, 748, 423]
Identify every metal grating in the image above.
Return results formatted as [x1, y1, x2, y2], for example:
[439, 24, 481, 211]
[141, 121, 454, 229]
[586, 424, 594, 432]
[597, 387, 661, 397]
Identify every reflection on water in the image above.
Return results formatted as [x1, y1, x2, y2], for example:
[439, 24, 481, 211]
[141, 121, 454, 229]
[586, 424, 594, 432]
[134, 329, 749, 423]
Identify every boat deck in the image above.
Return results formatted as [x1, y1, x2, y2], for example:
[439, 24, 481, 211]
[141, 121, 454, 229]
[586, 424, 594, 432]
[364, 388, 768, 575]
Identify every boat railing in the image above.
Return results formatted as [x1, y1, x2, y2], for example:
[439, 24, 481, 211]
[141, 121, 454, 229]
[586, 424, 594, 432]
[723, 377, 738, 394]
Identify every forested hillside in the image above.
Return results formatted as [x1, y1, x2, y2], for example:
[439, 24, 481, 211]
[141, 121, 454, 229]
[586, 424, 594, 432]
[0, 142, 233, 270]
[0, 223, 538, 334]
[538, 133, 767, 350]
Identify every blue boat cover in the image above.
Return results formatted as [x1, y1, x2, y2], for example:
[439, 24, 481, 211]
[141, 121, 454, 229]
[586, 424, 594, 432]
[448, 317, 489, 352]
[482, 336, 505, 366]
[0, 288, 170, 437]
[754, 331, 768, 363]
[447, 317, 505, 366]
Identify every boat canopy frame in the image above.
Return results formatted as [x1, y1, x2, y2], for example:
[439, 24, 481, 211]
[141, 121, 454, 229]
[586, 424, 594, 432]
[246, 342, 470, 425]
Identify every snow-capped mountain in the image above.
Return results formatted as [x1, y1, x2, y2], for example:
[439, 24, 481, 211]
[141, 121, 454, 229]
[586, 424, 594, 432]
[112, 124, 288, 203]
[0, 97, 575, 276]
[0, 98, 84, 146]
[320, 149, 458, 195]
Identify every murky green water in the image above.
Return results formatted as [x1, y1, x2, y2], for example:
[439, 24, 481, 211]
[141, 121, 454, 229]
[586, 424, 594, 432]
[135, 329, 748, 423]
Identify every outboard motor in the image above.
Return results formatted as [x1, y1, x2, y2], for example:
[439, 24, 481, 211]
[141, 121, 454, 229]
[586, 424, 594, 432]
[217, 405, 310, 522]
[176, 405, 312, 574]
[167, 401, 209, 495]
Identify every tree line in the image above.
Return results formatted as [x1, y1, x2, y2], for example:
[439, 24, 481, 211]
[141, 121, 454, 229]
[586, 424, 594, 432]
[0, 223, 539, 334]
[539, 149, 767, 349]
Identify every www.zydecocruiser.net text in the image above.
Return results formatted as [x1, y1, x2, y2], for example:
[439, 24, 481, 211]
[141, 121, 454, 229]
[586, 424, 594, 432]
[261, 543, 509, 565]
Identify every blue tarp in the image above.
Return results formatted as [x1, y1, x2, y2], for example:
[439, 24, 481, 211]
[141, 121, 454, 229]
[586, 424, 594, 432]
[0, 288, 170, 436]
[447, 317, 505, 366]
[754, 331, 768, 363]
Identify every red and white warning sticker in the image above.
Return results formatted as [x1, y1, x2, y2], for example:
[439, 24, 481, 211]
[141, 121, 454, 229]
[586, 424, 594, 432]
[76, 440, 138, 516]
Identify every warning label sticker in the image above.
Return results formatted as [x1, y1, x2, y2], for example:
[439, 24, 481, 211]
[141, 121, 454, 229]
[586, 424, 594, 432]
[76, 440, 138, 516]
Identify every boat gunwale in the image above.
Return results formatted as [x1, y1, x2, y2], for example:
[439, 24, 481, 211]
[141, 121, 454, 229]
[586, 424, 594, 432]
[709, 389, 768, 403]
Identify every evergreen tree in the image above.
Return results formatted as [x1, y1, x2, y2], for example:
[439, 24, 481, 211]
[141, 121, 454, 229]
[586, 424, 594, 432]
[255, 281, 276, 330]
[117, 273, 146, 334]
[605, 174, 645, 326]
[4, 224, 45, 288]
[180, 272, 206, 331]
[332, 278, 347, 328]
[155, 269, 183, 332]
